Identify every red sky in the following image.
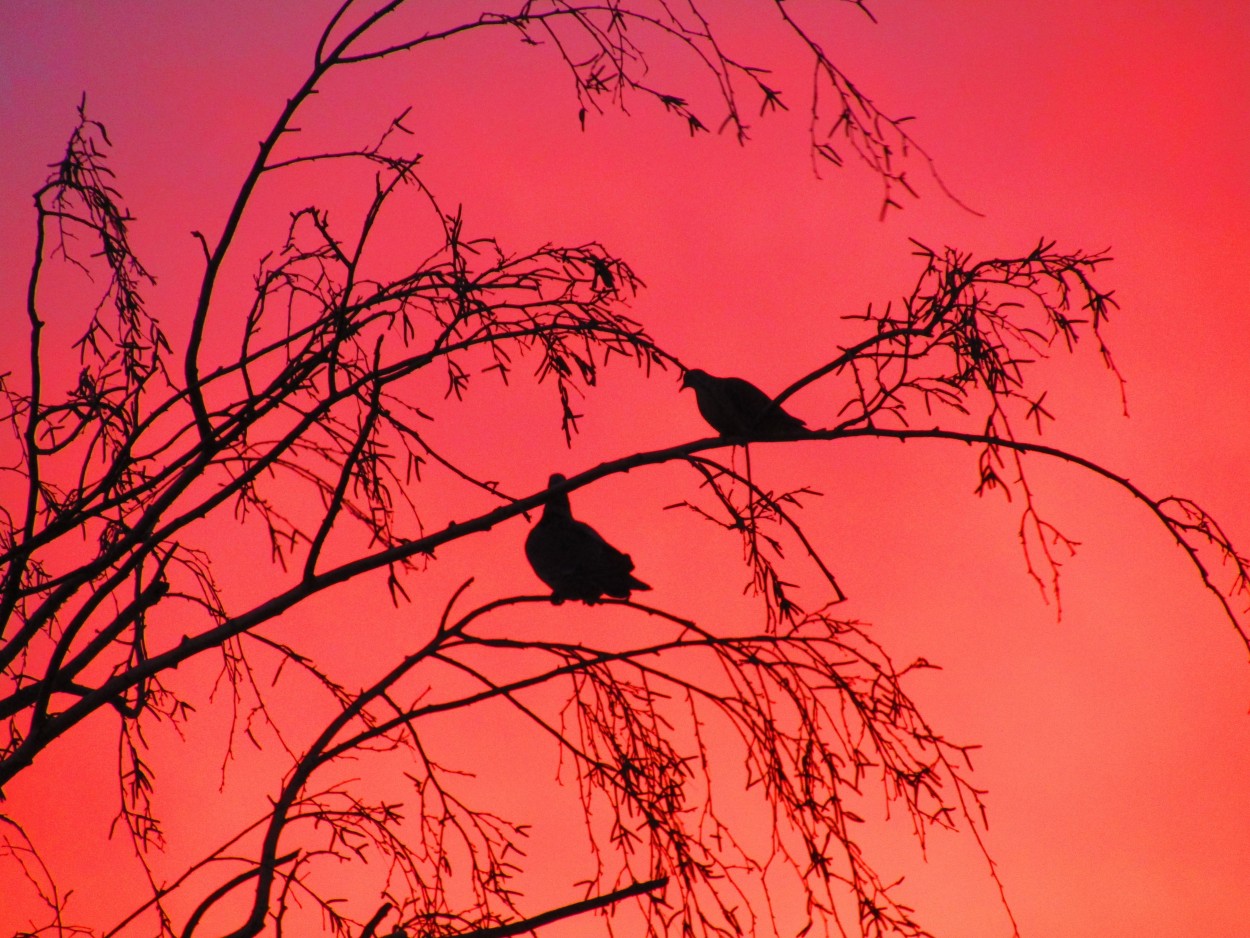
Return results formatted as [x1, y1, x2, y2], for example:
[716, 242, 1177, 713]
[2, 3, 1249, 937]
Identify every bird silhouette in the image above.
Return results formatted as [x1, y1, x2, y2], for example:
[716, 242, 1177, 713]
[680, 368, 806, 440]
[525, 474, 651, 604]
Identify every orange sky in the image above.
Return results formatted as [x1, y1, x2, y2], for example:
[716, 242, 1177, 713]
[2, 3, 1249, 937]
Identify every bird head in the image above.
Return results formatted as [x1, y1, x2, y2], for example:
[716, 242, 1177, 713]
[541, 474, 572, 519]
[680, 368, 709, 391]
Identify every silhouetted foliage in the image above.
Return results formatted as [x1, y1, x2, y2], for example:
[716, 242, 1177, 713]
[3, 3, 1248, 938]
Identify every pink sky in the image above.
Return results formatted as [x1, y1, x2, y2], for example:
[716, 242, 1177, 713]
[2, 2, 1249, 937]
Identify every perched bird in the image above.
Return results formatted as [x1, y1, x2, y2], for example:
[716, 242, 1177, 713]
[525, 474, 651, 604]
[680, 368, 807, 440]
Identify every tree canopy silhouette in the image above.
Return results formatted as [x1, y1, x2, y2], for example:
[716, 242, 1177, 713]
[2, 3, 1247, 938]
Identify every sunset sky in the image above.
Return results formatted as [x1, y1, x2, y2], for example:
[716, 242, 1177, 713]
[2, 3, 1249, 937]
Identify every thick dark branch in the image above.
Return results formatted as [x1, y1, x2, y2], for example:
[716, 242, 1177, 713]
[457, 877, 668, 938]
[181, 851, 299, 938]
[1, 188, 53, 640]
[184, 0, 398, 437]
[6, 414, 1244, 795]
[304, 353, 385, 580]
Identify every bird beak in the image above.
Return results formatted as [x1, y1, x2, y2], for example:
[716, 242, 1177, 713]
[679, 373, 691, 389]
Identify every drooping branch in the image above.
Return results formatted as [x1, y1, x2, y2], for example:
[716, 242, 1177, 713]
[172, 572, 983, 938]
